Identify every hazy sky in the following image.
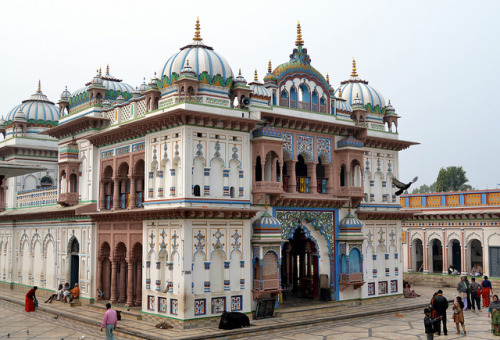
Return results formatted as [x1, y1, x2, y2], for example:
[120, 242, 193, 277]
[1, 0, 499, 189]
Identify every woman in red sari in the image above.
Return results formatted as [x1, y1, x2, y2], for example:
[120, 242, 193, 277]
[25, 286, 37, 312]
[482, 276, 492, 308]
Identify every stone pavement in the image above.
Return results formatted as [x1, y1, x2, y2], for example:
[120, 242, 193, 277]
[0, 285, 486, 339]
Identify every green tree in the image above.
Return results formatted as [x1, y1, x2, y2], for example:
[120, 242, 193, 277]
[411, 182, 437, 194]
[436, 166, 470, 192]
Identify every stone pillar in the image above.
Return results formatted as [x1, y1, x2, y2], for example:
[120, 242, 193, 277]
[112, 178, 120, 210]
[99, 181, 106, 210]
[259, 259, 264, 290]
[286, 160, 297, 193]
[96, 257, 103, 300]
[279, 161, 283, 184]
[129, 177, 136, 209]
[155, 261, 161, 291]
[110, 260, 118, 302]
[271, 158, 277, 182]
[308, 161, 318, 194]
[41, 252, 46, 287]
[224, 261, 230, 291]
[135, 261, 142, 305]
[119, 260, 126, 302]
[204, 169, 210, 196]
[126, 260, 135, 306]
[326, 164, 334, 194]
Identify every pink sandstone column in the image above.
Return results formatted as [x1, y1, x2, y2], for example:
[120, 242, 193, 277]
[110, 260, 118, 302]
[112, 178, 120, 210]
[126, 260, 134, 306]
[135, 261, 142, 305]
[118, 260, 126, 302]
[96, 257, 103, 300]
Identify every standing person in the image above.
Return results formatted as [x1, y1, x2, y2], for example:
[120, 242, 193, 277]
[483, 276, 493, 308]
[452, 296, 466, 335]
[424, 308, 441, 340]
[465, 276, 472, 310]
[470, 277, 481, 311]
[25, 286, 37, 312]
[432, 289, 449, 336]
[489, 295, 500, 335]
[457, 276, 469, 310]
[101, 303, 118, 340]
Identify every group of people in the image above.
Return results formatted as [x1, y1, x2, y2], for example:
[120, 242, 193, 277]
[44, 283, 79, 303]
[424, 275, 499, 338]
[25, 285, 118, 340]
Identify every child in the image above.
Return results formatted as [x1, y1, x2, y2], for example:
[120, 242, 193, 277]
[424, 308, 441, 340]
[453, 296, 466, 335]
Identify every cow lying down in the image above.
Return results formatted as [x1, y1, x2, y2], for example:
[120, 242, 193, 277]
[218, 311, 252, 330]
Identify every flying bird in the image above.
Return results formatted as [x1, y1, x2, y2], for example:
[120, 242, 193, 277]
[392, 176, 418, 196]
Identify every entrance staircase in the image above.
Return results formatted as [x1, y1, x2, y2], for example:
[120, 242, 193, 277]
[275, 301, 345, 319]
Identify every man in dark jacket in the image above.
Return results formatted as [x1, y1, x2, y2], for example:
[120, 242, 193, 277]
[432, 289, 449, 336]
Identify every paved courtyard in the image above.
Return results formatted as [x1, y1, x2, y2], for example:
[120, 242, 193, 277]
[0, 285, 498, 339]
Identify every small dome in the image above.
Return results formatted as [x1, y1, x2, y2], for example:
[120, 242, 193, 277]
[91, 71, 104, 86]
[253, 211, 282, 232]
[14, 108, 26, 121]
[351, 93, 365, 110]
[132, 87, 141, 97]
[385, 99, 396, 115]
[116, 95, 125, 103]
[102, 100, 111, 108]
[249, 70, 270, 99]
[180, 59, 197, 77]
[252, 125, 282, 139]
[234, 69, 247, 85]
[336, 98, 352, 114]
[139, 78, 148, 92]
[159, 18, 233, 87]
[60, 86, 71, 100]
[6, 81, 58, 126]
[0, 117, 5, 129]
[263, 61, 277, 84]
[339, 212, 363, 231]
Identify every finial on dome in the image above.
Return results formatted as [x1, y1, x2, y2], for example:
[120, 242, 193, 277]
[338, 86, 342, 97]
[351, 58, 358, 77]
[106, 64, 110, 75]
[37, 80, 41, 93]
[99, 67, 102, 77]
[295, 21, 304, 46]
[238, 68, 242, 75]
[268, 60, 272, 73]
[193, 17, 202, 41]
[388, 99, 391, 105]
[265, 198, 268, 210]
[326, 73, 330, 84]
[186, 59, 190, 66]
[254, 69, 258, 82]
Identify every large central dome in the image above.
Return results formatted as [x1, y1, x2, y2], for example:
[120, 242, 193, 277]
[159, 19, 234, 88]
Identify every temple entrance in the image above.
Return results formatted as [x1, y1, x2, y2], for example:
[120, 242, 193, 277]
[282, 228, 319, 300]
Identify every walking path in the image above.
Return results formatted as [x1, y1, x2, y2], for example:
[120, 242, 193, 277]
[0, 285, 462, 339]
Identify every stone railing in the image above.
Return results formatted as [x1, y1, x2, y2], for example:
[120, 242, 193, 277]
[254, 279, 280, 291]
[16, 186, 58, 208]
[253, 181, 283, 194]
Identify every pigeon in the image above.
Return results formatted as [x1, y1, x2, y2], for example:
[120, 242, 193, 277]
[7, 333, 10, 338]
[27, 329, 29, 335]
[54, 315, 59, 319]
[392, 176, 418, 196]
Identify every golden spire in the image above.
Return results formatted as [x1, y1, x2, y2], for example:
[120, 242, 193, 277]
[193, 17, 202, 41]
[99, 67, 102, 77]
[338, 86, 342, 97]
[106, 64, 110, 75]
[326, 73, 330, 84]
[37, 80, 41, 93]
[254, 69, 258, 82]
[351, 58, 358, 77]
[238, 68, 242, 75]
[268, 60, 272, 73]
[295, 21, 304, 46]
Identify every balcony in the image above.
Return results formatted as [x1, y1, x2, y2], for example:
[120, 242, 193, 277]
[298, 101, 310, 111]
[253, 181, 284, 194]
[339, 272, 365, 291]
[58, 192, 79, 206]
[296, 176, 310, 193]
[336, 186, 364, 198]
[17, 186, 58, 208]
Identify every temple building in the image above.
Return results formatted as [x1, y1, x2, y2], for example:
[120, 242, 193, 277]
[0, 19, 417, 327]
[401, 190, 500, 276]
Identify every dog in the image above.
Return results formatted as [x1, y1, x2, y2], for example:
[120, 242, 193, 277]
[218, 311, 251, 330]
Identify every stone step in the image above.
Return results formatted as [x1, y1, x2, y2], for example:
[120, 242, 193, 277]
[86, 302, 143, 321]
[275, 303, 346, 319]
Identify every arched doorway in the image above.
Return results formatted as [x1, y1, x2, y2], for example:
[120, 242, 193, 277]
[412, 238, 423, 272]
[448, 239, 461, 272]
[68, 237, 80, 288]
[429, 239, 443, 273]
[281, 228, 319, 300]
[468, 239, 483, 274]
